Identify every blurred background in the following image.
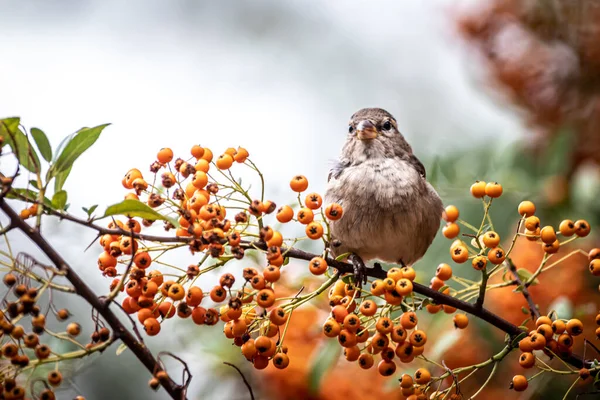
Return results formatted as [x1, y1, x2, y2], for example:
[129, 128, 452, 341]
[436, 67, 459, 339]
[1, 0, 600, 399]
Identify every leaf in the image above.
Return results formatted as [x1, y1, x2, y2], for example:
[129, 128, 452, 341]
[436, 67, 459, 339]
[516, 268, 539, 286]
[116, 343, 128, 356]
[6, 188, 52, 207]
[30, 127, 52, 162]
[52, 190, 68, 210]
[307, 339, 341, 395]
[102, 199, 179, 227]
[84, 204, 98, 216]
[521, 306, 529, 315]
[29, 180, 39, 190]
[54, 165, 72, 193]
[51, 124, 109, 175]
[1, 119, 40, 172]
[438, 285, 449, 293]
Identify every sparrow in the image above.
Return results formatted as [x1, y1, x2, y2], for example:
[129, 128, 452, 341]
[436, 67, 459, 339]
[324, 108, 443, 284]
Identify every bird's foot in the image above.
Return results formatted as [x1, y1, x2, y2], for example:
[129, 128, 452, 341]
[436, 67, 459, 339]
[348, 254, 368, 288]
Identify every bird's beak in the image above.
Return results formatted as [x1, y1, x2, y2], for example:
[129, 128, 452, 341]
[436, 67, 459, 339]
[356, 120, 377, 140]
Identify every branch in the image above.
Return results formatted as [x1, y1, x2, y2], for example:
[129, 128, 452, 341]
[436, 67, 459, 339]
[223, 362, 255, 400]
[508, 259, 541, 320]
[0, 198, 186, 400]
[243, 241, 594, 372]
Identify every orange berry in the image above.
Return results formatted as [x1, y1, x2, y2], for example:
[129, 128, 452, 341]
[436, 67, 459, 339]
[436, 263, 453, 281]
[297, 207, 314, 224]
[574, 219, 591, 237]
[263, 266, 281, 283]
[511, 375, 528, 392]
[195, 158, 210, 173]
[442, 222, 460, 239]
[305, 221, 324, 240]
[273, 353, 289, 369]
[157, 148, 173, 164]
[409, 329, 427, 347]
[482, 231, 500, 248]
[559, 219, 576, 236]
[543, 240, 560, 254]
[485, 182, 503, 198]
[209, 286, 227, 303]
[470, 181, 486, 198]
[201, 148, 213, 162]
[358, 353, 374, 369]
[471, 256, 486, 271]
[377, 360, 397, 376]
[518, 200, 536, 216]
[192, 171, 208, 189]
[566, 319, 583, 336]
[290, 175, 309, 192]
[540, 226, 557, 244]
[588, 248, 600, 262]
[304, 193, 323, 210]
[400, 311, 418, 330]
[215, 154, 234, 170]
[276, 205, 294, 223]
[453, 314, 469, 329]
[401, 266, 416, 281]
[256, 289, 275, 308]
[519, 352, 535, 368]
[308, 257, 328, 275]
[590, 259, 600, 276]
[414, 368, 431, 384]
[269, 307, 288, 326]
[133, 251, 152, 269]
[324, 203, 343, 220]
[359, 299, 377, 317]
[234, 147, 249, 163]
[143, 318, 161, 336]
[323, 318, 341, 337]
[167, 283, 185, 301]
[444, 205, 459, 222]
[395, 278, 413, 296]
[450, 245, 469, 263]
[524, 216, 541, 231]
[487, 247, 506, 265]
[191, 145, 205, 159]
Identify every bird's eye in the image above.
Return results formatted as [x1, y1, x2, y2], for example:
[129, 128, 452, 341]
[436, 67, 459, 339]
[348, 125, 354, 133]
[382, 120, 392, 131]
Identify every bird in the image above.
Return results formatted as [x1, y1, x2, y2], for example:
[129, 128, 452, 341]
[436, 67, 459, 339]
[324, 107, 443, 284]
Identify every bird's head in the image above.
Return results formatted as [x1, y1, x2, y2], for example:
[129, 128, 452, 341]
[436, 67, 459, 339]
[341, 108, 413, 163]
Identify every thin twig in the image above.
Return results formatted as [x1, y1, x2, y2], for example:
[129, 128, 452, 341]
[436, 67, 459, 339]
[508, 259, 541, 320]
[223, 362, 255, 400]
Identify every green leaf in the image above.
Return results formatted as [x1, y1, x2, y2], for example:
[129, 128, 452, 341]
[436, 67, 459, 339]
[0, 117, 20, 145]
[521, 306, 529, 314]
[30, 127, 52, 162]
[516, 268, 539, 286]
[54, 165, 72, 193]
[6, 188, 52, 207]
[83, 204, 98, 217]
[29, 180, 39, 190]
[1, 119, 40, 173]
[52, 190, 68, 210]
[307, 339, 341, 395]
[101, 199, 179, 227]
[438, 285, 449, 293]
[116, 343, 128, 356]
[51, 124, 109, 175]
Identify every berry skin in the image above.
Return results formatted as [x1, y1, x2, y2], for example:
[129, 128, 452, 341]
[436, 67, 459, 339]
[395, 278, 413, 296]
[273, 353, 290, 369]
[305, 221, 324, 240]
[485, 182, 503, 198]
[216, 154, 234, 170]
[482, 231, 500, 248]
[409, 330, 427, 347]
[487, 247, 506, 265]
[444, 205, 459, 222]
[324, 203, 343, 220]
[309, 257, 328, 275]
[470, 181, 486, 198]
[519, 352, 535, 368]
[543, 240, 560, 254]
[574, 219, 591, 237]
[358, 353, 374, 369]
[472, 255, 487, 271]
[143, 318, 161, 336]
[323, 318, 341, 337]
[589, 248, 600, 261]
[234, 147, 249, 163]
[511, 375, 528, 391]
[540, 226, 557, 244]
[552, 320, 566, 335]
[436, 263, 453, 281]
[191, 145, 204, 159]
[566, 319, 583, 336]
[359, 299, 377, 316]
[453, 314, 469, 329]
[157, 148, 174, 164]
[290, 175, 309, 192]
[518, 201, 536, 216]
[297, 207, 314, 224]
[47, 371, 63, 387]
[590, 259, 600, 276]
[377, 360, 397, 376]
[304, 192, 323, 210]
[450, 245, 469, 263]
[559, 219, 576, 237]
[414, 368, 431, 384]
[524, 216, 541, 231]
[442, 222, 460, 239]
[276, 205, 294, 223]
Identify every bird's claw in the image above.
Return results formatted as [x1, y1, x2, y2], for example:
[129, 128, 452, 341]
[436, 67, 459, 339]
[348, 254, 368, 288]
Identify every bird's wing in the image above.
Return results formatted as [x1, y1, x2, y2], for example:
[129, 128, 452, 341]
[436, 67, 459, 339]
[328, 159, 350, 182]
[407, 154, 426, 178]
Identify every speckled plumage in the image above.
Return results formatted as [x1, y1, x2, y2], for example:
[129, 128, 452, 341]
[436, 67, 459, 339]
[325, 108, 443, 266]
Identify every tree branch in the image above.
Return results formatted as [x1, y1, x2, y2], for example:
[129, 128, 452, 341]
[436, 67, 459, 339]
[0, 198, 187, 400]
[508, 259, 541, 320]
